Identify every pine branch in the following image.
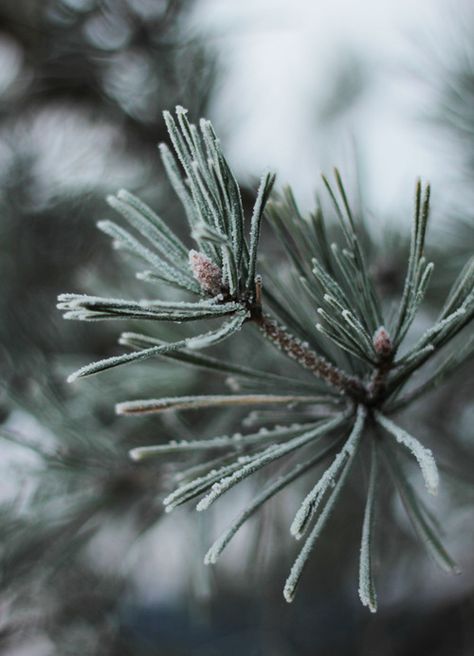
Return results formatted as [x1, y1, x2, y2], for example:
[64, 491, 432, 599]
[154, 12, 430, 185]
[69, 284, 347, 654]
[57, 105, 474, 612]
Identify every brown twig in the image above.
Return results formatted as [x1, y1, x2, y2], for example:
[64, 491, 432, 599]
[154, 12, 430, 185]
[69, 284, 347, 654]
[253, 312, 366, 401]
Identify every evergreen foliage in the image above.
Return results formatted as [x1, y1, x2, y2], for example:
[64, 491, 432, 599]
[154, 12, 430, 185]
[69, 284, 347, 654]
[59, 106, 474, 612]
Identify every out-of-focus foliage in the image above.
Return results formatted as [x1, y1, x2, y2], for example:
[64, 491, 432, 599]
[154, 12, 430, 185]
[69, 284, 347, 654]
[0, 1, 473, 655]
[0, 0, 215, 385]
[419, 3, 474, 276]
[0, 1, 220, 654]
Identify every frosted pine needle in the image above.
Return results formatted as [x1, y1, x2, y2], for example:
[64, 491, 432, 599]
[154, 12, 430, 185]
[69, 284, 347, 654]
[375, 412, 439, 496]
[290, 404, 366, 539]
[204, 439, 340, 565]
[283, 426, 359, 603]
[358, 440, 379, 613]
[195, 414, 349, 512]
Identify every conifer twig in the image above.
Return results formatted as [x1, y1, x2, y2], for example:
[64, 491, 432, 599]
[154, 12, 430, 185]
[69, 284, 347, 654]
[57, 105, 473, 612]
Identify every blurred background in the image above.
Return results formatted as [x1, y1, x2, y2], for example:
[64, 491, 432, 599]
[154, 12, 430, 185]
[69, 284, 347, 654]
[0, 0, 473, 654]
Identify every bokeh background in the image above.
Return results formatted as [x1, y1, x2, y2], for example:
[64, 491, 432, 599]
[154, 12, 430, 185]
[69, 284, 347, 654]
[0, 1, 473, 654]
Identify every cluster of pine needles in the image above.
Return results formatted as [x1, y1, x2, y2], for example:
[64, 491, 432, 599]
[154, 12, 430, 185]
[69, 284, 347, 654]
[58, 106, 474, 612]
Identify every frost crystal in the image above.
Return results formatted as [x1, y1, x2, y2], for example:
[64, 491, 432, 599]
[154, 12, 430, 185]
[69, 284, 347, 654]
[189, 249, 222, 294]
[375, 412, 439, 495]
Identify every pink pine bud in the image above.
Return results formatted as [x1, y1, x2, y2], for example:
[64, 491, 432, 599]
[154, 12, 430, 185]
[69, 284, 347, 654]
[189, 250, 222, 294]
[373, 326, 392, 358]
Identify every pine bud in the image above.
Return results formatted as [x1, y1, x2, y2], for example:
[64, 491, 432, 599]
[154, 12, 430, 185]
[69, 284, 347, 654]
[372, 326, 392, 358]
[189, 250, 222, 294]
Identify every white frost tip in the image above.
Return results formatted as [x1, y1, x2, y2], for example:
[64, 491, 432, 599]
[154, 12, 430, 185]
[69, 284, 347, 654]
[203, 547, 218, 566]
[116, 189, 129, 201]
[196, 498, 210, 512]
[188, 250, 222, 295]
[359, 596, 377, 614]
[283, 585, 294, 604]
[129, 448, 143, 462]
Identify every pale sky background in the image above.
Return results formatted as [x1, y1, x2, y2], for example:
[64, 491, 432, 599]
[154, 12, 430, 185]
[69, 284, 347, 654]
[190, 0, 468, 220]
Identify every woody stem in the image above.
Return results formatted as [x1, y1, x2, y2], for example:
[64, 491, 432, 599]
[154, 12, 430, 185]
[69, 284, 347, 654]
[253, 311, 366, 401]
[367, 356, 394, 404]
